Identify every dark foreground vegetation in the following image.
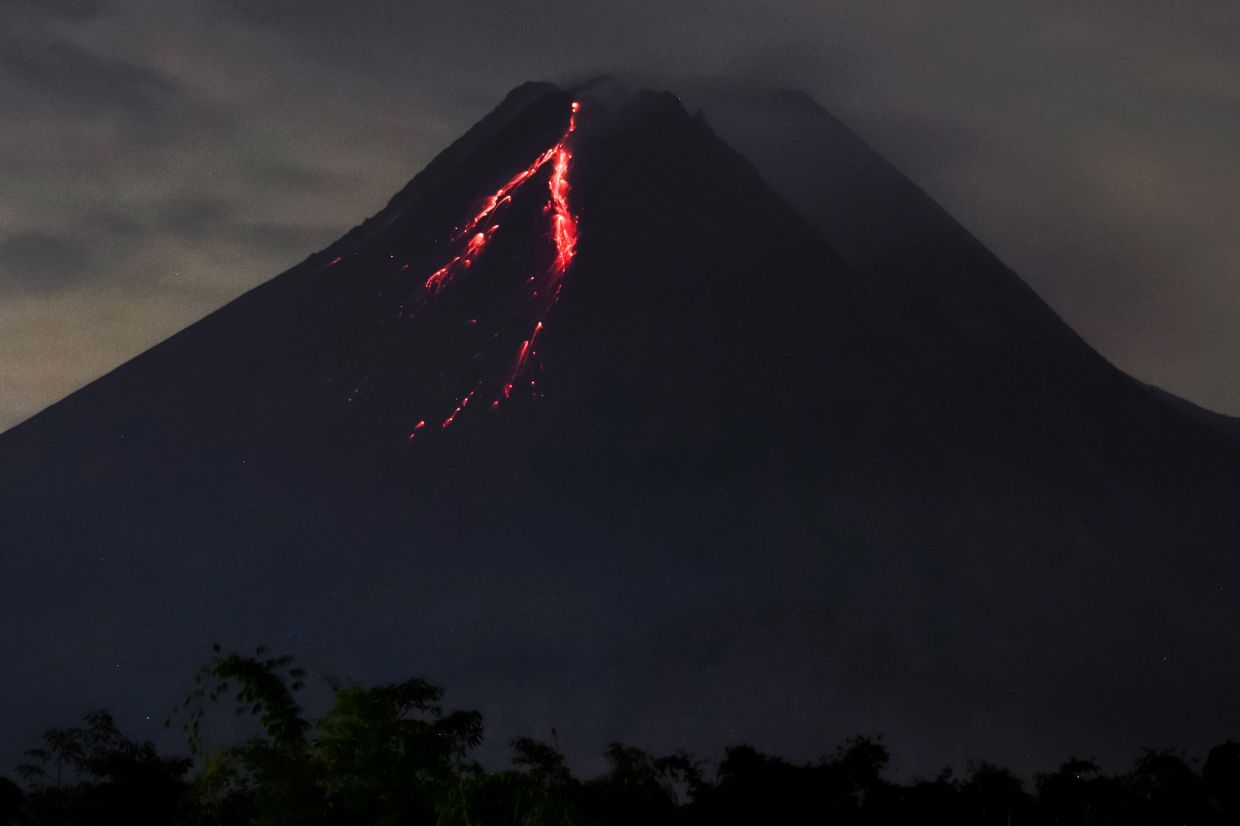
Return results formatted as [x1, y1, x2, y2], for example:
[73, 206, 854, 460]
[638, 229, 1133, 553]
[3, 648, 1238, 825]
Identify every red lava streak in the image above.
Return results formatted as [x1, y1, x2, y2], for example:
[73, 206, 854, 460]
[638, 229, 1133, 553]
[350, 101, 582, 438]
[548, 147, 578, 274]
[422, 224, 499, 295]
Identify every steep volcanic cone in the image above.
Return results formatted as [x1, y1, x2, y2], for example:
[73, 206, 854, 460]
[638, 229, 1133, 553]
[0, 82, 1238, 775]
[344, 99, 581, 436]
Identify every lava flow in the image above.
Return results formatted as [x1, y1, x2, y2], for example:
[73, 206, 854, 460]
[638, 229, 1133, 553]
[346, 100, 582, 441]
[440, 101, 579, 432]
[547, 106, 579, 274]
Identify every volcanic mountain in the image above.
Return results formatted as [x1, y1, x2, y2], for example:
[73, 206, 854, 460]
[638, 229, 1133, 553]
[2, 80, 1238, 773]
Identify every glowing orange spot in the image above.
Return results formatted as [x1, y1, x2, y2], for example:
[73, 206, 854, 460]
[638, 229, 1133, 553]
[548, 148, 578, 274]
[457, 147, 558, 239]
[373, 101, 583, 437]
[423, 259, 458, 293]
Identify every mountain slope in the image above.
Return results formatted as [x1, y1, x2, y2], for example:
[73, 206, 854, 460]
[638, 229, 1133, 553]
[0, 81, 1237, 774]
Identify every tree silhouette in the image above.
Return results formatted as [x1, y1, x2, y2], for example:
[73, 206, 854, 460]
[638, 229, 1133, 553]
[15, 710, 190, 825]
[1202, 740, 1240, 822]
[0, 778, 22, 826]
[1129, 749, 1203, 826]
[1034, 757, 1134, 824]
[960, 761, 1034, 825]
[7, 646, 1240, 824]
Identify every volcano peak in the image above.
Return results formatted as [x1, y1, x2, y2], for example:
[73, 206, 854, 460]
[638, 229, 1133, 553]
[1, 80, 1238, 773]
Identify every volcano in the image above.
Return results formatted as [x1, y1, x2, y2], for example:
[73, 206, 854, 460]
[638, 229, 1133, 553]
[2, 80, 1238, 773]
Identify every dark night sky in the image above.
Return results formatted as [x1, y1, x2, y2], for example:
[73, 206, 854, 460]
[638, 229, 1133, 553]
[1, 0, 1238, 431]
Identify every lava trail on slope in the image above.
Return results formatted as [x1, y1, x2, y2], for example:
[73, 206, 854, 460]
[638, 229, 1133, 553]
[342, 102, 582, 440]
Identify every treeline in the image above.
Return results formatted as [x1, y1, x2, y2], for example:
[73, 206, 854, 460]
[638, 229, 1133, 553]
[3, 647, 1239, 825]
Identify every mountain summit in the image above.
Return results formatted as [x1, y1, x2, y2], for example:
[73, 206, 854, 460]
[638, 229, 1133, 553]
[2, 80, 1238, 771]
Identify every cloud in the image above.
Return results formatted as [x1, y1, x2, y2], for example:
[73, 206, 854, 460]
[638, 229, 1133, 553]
[241, 158, 337, 192]
[0, 232, 92, 292]
[153, 197, 242, 238]
[0, 39, 175, 119]
[0, 0, 1238, 429]
[222, 222, 338, 259]
[3, 0, 114, 23]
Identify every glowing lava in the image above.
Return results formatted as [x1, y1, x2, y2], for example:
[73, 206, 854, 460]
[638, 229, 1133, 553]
[547, 102, 580, 274]
[347, 100, 583, 440]
[420, 224, 499, 296]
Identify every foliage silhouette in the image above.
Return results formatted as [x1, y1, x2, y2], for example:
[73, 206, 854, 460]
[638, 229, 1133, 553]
[14, 710, 190, 825]
[7, 647, 1240, 825]
[0, 777, 22, 826]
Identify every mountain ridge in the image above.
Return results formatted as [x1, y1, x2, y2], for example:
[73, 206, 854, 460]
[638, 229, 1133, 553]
[1, 80, 1237, 774]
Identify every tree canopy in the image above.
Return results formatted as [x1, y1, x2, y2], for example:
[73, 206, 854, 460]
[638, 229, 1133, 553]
[4, 647, 1238, 825]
